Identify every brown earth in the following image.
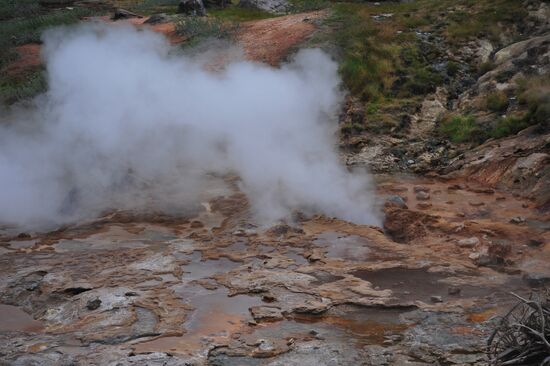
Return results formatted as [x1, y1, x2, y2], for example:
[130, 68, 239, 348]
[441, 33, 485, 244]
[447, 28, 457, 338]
[3, 10, 324, 78]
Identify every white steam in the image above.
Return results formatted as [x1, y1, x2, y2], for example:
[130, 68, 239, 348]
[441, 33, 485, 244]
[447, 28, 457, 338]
[0, 23, 378, 229]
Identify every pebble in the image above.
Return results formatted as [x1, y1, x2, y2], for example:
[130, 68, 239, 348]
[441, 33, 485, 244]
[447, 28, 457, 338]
[416, 191, 431, 200]
[448, 286, 461, 295]
[430, 295, 443, 303]
[457, 237, 479, 248]
[510, 216, 525, 224]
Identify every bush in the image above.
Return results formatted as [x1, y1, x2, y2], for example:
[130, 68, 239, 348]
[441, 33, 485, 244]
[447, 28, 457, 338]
[439, 115, 486, 144]
[518, 76, 550, 131]
[485, 90, 509, 112]
[490, 115, 529, 139]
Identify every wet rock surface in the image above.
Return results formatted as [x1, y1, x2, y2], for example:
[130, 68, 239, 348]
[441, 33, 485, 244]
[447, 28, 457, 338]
[0, 174, 546, 365]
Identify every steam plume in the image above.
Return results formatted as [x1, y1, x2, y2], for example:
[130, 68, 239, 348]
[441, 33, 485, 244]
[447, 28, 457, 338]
[0, 23, 379, 229]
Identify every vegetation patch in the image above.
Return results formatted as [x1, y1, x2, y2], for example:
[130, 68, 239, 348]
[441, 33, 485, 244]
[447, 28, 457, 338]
[175, 16, 239, 44]
[210, 6, 273, 21]
[0, 3, 106, 104]
[485, 90, 509, 112]
[438, 114, 486, 144]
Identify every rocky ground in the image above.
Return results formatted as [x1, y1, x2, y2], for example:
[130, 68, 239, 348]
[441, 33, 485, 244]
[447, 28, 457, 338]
[1, 172, 548, 365]
[1, 1, 550, 365]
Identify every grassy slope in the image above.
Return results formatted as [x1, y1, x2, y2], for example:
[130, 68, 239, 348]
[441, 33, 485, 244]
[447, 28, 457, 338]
[324, 0, 531, 140]
[0, 1, 106, 104]
[1, 0, 543, 136]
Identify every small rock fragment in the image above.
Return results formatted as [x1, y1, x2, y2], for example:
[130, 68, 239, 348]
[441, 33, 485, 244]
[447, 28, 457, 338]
[448, 286, 461, 295]
[416, 191, 430, 201]
[385, 195, 408, 209]
[430, 295, 443, 303]
[510, 216, 526, 224]
[112, 8, 142, 20]
[417, 202, 432, 209]
[86, 298, 101, 310]
[457, 237, 479, 248]
[413, 186, 430, 193]
[249, 306, 283, 322]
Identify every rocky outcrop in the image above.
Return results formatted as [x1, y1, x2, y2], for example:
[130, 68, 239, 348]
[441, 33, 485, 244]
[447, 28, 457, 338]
[444, 126, 550, 209]
[237, 0, 287, 13]
[178, 0, 206, 16]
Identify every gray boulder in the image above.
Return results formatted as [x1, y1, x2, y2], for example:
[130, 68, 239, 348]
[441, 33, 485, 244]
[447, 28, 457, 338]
[237, 0, 287, 13]
[178, 0, 206, 16]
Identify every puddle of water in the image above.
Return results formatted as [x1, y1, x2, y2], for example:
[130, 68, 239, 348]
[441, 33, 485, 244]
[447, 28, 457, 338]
[351, 267, 490, 304]
[258, 244, 276, 254]
[8, 239, 38, 250]
[310, 271, 345, 285]
[135, 286, 261, 356]
[313, 232, 372, 261]
[0, 304, 43, 332]
[284, 249, 307, 265]
[54, 239, 149, 252]
[182, 257, 240, 281]
[174, 250, 202, 261]
[289, 305, 410, 346]
[224, 240, 248, 254]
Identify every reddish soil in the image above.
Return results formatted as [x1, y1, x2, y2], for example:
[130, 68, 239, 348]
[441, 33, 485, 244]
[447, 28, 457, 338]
[4, 44, 42, 78]
[3, 10, 325, 78]
[237, 10, 327, 65]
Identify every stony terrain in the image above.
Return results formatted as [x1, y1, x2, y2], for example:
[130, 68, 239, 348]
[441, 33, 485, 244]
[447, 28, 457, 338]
[1, 0, 550, 365]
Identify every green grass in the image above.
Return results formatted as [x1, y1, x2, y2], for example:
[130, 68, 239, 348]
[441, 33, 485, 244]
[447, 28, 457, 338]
[439, 115, 486, 144]
[209, 7, 274, 21]
[175, 16, 239, 46]
[328, 1, 445, 105]
[0, 69, 47, 105]
[0, 3, 105, 104]
[287, 0, 329, 13]
[115, 0, 182, 15]
[0, 0, 42, 21]
[490, 115, 530, 139]
[444, 0, 527, 44]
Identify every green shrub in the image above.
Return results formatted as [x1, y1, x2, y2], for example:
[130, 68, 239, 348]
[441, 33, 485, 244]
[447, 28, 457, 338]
[485, 90, 509, 112]
[490, 115, 529, 138]
[439, 115, 486, 144]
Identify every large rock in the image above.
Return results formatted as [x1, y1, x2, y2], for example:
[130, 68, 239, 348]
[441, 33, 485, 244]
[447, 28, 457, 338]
[237, 0, 287, 13]
[112, 8, 142, 21]
[178, 0, 206, 16]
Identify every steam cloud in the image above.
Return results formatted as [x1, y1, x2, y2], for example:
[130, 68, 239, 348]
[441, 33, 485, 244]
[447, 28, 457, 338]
[0, 23, 379, 229]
